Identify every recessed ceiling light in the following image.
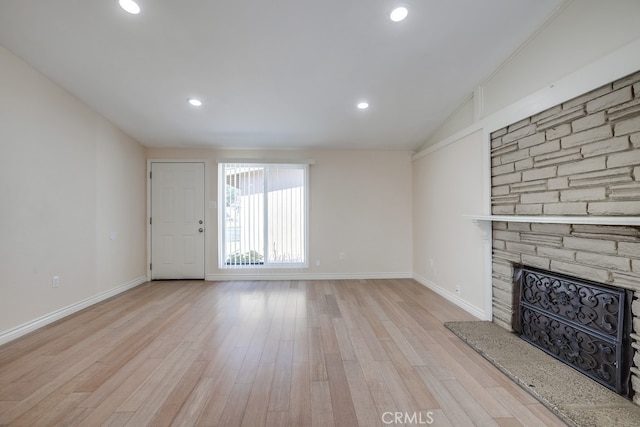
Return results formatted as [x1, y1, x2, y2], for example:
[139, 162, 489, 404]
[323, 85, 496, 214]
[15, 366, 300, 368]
[389, 6, 408, 22]
[357, 102, 369, 110]
[119, 0, 141, 15]
[187, 98, 203, 107]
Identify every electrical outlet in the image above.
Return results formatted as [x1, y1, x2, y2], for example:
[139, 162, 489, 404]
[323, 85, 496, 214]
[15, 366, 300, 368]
[52, 276, 59, 288]
[316, 260, 321, 267]
[339, 252, 345, 261]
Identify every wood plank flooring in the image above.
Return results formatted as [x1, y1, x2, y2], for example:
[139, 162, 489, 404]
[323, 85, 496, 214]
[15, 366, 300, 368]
[0, 279, 566, 426]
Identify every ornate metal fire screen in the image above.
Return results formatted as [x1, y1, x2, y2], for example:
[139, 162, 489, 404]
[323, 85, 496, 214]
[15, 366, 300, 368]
[516, 266, 632, 395]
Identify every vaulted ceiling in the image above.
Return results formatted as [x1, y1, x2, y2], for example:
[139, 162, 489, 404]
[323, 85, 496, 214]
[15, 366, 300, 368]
[0, 0, 565, 150]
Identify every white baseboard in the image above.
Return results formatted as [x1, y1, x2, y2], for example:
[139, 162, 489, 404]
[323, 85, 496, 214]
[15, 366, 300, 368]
[0, 274, 483, 346]
[412, 274, 488, 320]
[0, 276, 147, 346]
[206, 272, 413, 281]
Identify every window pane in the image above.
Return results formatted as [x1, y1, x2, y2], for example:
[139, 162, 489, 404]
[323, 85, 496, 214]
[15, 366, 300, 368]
[223, 164, 264, 266]
[220, 162, 307, 268]
[267, 167, 305, 264]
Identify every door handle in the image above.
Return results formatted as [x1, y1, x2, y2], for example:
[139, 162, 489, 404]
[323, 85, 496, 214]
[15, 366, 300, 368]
[199, 228, 204, 233]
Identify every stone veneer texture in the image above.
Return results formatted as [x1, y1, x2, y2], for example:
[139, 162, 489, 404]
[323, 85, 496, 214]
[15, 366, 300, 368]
[489, 70, 640, 405]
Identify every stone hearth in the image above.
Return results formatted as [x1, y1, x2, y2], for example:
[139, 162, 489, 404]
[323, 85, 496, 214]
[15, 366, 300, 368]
[446, 321, 640, 427]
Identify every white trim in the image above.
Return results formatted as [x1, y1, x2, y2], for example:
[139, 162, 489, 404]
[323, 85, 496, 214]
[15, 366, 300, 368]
[473, 85, 485, 121]
[481, 127, 494, 320]
[412, 274, 487, 320]
[0, 276, 147, 346]
[412, 36, 640, 160]
[204, 162, 212, 281]
[206, 272, 412, 281]
[412, 125, 480, 161]
[147, 159, 209, 281]
[217, 158, 316, 165]
[481, 128, 492, 215]
[474, 216, 494, 320]
[146, 160, 152, 280]
[466, 214, 640, 226]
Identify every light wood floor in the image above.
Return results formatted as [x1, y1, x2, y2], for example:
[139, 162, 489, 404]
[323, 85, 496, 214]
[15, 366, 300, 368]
[0, 279, 566, 426]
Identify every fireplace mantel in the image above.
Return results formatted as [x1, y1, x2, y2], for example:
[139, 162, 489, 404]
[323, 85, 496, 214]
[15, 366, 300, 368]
[465, 215, 640, 226]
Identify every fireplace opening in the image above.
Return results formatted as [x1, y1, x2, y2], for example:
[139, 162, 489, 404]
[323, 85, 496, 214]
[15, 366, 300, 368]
[513, 265, 634, 398]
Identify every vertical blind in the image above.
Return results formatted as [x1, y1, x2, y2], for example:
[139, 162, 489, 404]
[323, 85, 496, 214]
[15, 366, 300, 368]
[219, 162, 308, 268]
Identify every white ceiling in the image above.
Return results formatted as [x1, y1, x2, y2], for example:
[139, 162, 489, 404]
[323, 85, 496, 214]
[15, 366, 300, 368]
[0, 0, 565, 150]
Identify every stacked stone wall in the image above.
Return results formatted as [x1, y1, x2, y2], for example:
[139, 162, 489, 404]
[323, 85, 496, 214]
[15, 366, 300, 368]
[489, 70, 640, 405]
[491, 71, 640, 217]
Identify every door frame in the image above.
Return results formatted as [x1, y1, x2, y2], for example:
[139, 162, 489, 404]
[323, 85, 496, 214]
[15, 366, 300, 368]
[146, 159, 210, 281]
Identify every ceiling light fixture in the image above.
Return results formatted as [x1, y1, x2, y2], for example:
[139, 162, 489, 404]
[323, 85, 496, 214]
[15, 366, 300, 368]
[187, 98, 203, 107]
[389, 6, 408, 22]
[357, 102, 369, 110]
[119, 0, 141, 15]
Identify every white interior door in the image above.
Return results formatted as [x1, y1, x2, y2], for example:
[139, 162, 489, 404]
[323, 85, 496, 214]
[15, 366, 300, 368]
[151, 162, 205, 279]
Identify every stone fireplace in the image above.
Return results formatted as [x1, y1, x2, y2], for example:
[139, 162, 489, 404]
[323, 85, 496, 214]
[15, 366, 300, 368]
[489, 70, 640, 404]
[514, 264, 633, 396]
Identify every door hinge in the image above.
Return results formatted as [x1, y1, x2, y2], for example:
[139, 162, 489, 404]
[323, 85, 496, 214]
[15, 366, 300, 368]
[149, 171, 152, 179]
[149, 217, 152, 225]
[150, 263, 152, 270]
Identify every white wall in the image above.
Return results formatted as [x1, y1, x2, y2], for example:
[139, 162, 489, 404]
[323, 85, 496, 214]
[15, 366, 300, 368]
[146, 148, 414, 280]
[412, 1, 640, 319]
[483, 0, 640, 118]
[423, 0, 640, 149]
[0, 46, 146, 341]
[412, 130, 487, 318]
[95, 121, 147, 292]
